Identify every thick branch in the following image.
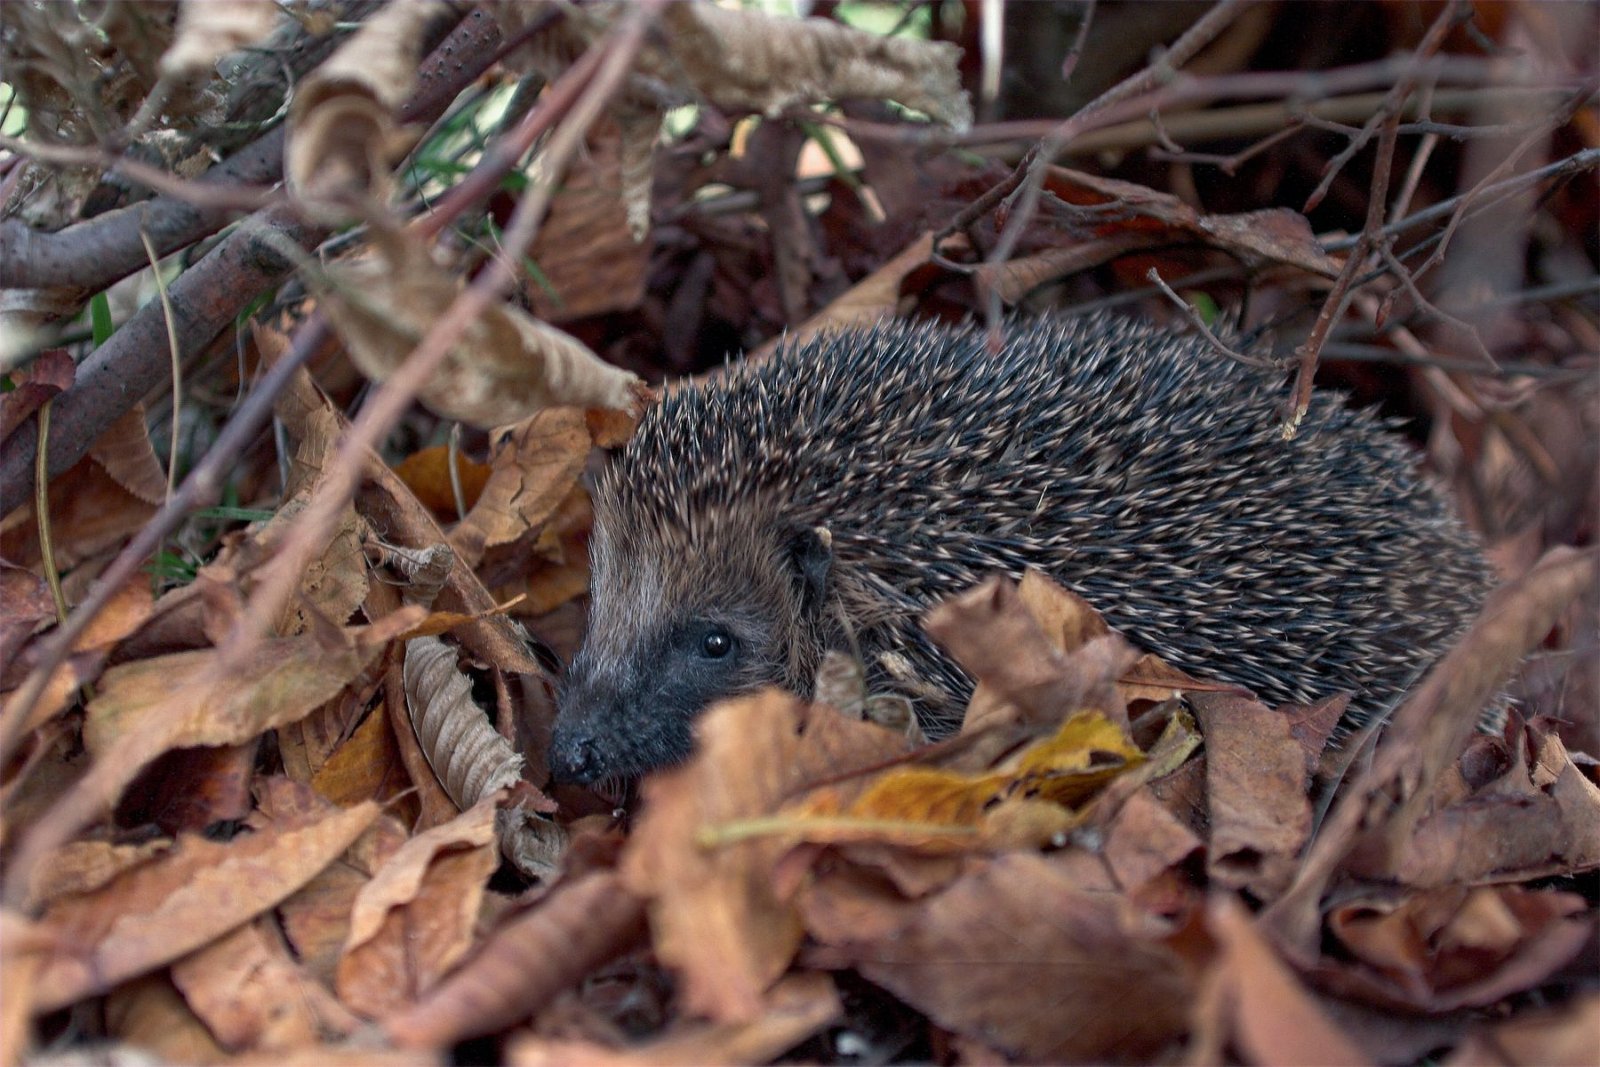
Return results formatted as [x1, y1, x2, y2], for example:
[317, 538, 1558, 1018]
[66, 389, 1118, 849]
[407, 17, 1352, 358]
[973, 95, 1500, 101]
[0, 129, 287, 293]
[0, 204, 323, 517]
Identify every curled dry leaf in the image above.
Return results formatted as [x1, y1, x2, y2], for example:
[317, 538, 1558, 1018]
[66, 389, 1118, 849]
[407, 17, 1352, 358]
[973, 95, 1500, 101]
[286, 0, 448, 212]
[1322, 886, 1591, 1014]
[385, 870, 647, 1048]
[159, 0, 281, 80]
[336, 797, 499, 1019]
[924, 570, 1139, 743]
[318, 239, 647, 428]
[403, 635, 525, 807]
[448, 408, 593, 569]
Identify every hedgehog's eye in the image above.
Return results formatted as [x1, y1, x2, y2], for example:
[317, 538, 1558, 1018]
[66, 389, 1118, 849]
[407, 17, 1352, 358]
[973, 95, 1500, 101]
[700, 628, 735, 659]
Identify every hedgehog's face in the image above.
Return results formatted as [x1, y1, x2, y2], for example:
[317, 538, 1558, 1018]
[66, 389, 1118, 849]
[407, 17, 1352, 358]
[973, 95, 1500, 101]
[549, 515, 833, 784]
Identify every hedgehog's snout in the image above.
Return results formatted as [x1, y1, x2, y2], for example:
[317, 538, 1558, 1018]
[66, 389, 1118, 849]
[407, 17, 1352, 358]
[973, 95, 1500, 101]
[548, 715, 605, 784]
[550, 649, 632, 784]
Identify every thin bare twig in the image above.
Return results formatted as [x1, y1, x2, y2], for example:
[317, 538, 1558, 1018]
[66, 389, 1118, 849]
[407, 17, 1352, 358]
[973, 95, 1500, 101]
[1325, 146, 1599, 251]
[1059, 1, 1097, 85]
[1283, 0, 1468, 430]
[1145, 268, 1277, 369]
[1406, 83, 1598, 286]
[1076, 0, 1254, 117]
[0, 132, 278, 213]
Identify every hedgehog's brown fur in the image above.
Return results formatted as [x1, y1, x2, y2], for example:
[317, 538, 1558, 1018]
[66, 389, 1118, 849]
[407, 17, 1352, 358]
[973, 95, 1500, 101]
[549, 315, 1498, 783]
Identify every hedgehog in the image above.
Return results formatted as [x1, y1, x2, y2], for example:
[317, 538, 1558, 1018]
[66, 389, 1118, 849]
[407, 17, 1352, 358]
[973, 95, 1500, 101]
[548, 315, 1498, 783]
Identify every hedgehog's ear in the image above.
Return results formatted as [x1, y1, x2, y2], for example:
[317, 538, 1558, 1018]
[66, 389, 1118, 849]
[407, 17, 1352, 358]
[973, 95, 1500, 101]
[788, 526, 833, 616]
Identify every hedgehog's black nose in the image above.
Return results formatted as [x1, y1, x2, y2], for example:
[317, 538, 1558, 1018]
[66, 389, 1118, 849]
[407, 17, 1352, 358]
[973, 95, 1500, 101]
[547, 724, 602, 784]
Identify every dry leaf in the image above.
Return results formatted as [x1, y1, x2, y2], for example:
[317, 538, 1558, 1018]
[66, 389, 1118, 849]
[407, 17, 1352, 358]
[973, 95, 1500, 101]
[55, 611, 422, 845]
[279, 806, 410, 988]
[1321, 887, 1591, 1012]
[24, 838, 170, 913]
[0, 406, 164, 569]
[309, 703, 411, 811]
[1204, 895, 1370, 1066]
[508, 972, 841, 1067]
[318, 239, 646, 427]
[618, 691, 812, 1022]
[31, 801, 379, 1012]
[386, 871, 647, 1048]
[449, 408, 593, 569]
[1103, 788, 1204, 896]
[3, 572, 153, 736]
[403, 636, 526, 807]
[804, 852, 1193, 1062]
[337, 797, 499, 1019]
[171, 919, 360, 1052]
[1445, 992, 1600, 1066]
[1387, 727, 1600, 886]
[0, 348, 74, 442]
[392, 446, 493, 517]
[924, 571, 1137, 739]
[104, 975, 229, 1066]
[526, 114, 651, 320]
[658, 4, 970, 127]
[751, 232, 940, 359]
[160, 0, 281, 79]
[286, 0, 448, 211]
[1041, 167, 1345, 278]
[782, 710, 1144, 854]
[1193, 692, 1312, 900]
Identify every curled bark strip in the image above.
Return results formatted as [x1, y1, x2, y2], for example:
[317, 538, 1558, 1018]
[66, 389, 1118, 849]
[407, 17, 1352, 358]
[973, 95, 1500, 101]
[385, 870, 647, 1048]
[403, 636, 525, 808]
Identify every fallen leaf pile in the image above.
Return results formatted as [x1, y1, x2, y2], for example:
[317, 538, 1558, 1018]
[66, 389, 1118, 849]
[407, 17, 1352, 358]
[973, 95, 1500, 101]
[2, 1, 1595, 1064]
